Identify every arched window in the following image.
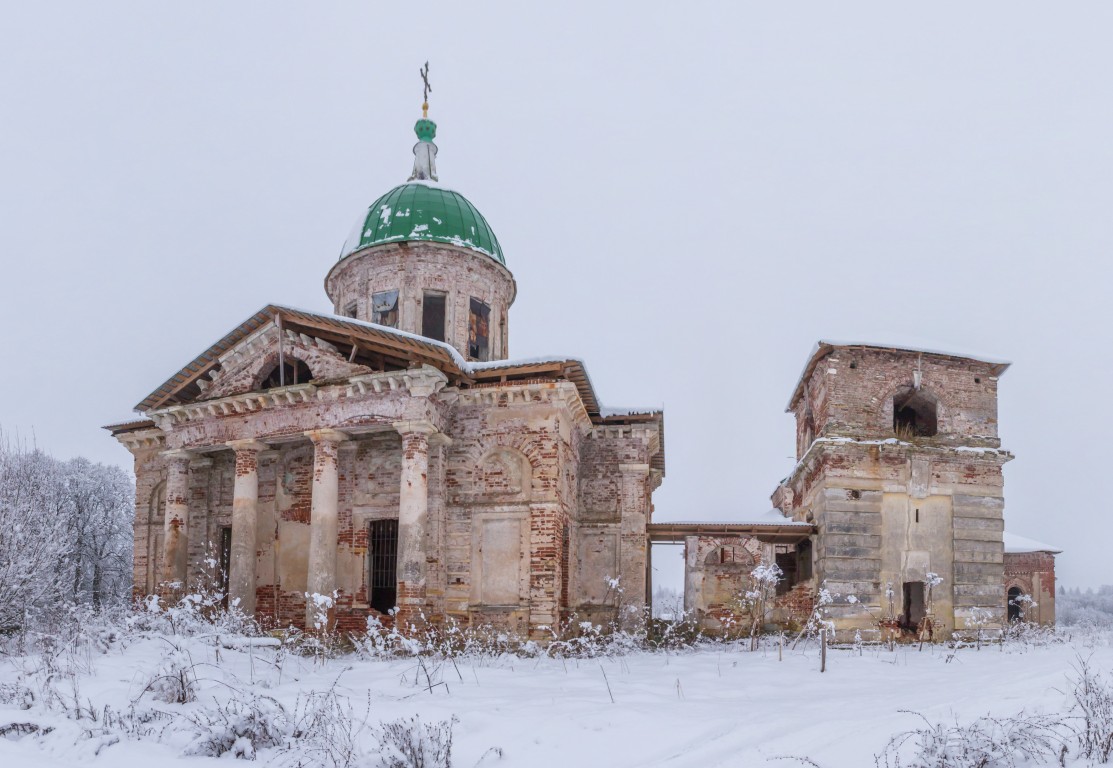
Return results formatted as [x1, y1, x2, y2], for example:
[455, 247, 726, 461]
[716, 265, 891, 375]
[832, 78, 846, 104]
[893, 388, 939, 438]
[260, 358, 313, 389]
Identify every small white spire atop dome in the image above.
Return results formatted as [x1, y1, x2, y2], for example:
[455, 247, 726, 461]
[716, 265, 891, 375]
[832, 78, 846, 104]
[409, 62, 439, 182]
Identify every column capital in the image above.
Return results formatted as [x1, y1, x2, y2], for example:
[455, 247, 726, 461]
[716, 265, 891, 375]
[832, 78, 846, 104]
[618, 463, 651, 476]
[160, 448, 198, 463]
[304, 428, 350, 445]
[392, 419, 438, 437]
[227, 438, 269, 453]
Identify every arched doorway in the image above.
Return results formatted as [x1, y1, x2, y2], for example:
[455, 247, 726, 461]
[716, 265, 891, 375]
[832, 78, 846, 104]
[1007, 586, 1024, 622]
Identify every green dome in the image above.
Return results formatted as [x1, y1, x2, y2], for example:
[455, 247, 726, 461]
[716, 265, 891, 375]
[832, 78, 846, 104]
[341, 182, 504, 265]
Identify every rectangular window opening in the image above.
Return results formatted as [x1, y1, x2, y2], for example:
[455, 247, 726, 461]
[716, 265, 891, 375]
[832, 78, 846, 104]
[368, 519, 398, 615]
[219, 527, 232, 608]
[468, 298, 491, 361]
[371, 290, 399, 328]
[902, 581, 926, 628]
[422, 291, 447, 342]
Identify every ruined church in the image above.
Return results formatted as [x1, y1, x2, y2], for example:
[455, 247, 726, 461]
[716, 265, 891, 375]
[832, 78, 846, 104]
[108, 93, 1056, 640]
[107, 100, 663, 636]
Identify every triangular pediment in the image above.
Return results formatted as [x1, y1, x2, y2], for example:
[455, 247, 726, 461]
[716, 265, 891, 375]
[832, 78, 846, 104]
[136, 305, 466, 412]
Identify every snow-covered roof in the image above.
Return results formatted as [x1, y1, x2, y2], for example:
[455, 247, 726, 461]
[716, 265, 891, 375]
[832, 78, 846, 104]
[1003, 532, 1062, 554]
[787, 340, 1012, 412]
[129, 303, 664, 475]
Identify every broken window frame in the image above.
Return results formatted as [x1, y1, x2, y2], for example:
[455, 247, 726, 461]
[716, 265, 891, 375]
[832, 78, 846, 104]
[261, 358, 312, 389]
[343, 301, 358, 319]
[421, 290, 447, 343]
[468, 297, 491, 361]
[371, 289, 399, 328]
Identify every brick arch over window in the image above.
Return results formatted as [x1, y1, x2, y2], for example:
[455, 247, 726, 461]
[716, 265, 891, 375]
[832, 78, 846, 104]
[452, 437, 547, 500]
[249, 350, 318, 391]
[475, 446, 534, 498]
[203, 335, 372, 400]
[861, 379, 945, 438]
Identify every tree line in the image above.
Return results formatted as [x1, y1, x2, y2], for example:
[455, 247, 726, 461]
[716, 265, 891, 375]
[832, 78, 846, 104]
[0, 434, 134, 629]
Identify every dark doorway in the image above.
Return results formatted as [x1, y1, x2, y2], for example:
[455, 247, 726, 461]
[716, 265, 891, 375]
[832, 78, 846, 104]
[1008, 586, 1023, 622]
[219, 526, 232, 607]
[902, 581, 926, 629]
[422, 292, 446, 342]
[775, 549, 797, 596]
[368, 519, 399, 615]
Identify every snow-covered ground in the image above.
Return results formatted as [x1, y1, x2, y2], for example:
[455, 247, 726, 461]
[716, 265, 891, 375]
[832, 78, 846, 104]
[0, 621, 1110, 767]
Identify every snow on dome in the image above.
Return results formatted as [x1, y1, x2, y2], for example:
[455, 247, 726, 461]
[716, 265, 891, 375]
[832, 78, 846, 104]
[339, 183, 505, 265]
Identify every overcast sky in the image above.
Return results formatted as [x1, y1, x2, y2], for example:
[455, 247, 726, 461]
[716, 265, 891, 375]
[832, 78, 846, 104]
[1, 2, 1110, 592]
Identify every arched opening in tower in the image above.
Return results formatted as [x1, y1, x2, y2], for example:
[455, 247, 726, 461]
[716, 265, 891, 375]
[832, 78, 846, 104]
[893, 389, 939, 438]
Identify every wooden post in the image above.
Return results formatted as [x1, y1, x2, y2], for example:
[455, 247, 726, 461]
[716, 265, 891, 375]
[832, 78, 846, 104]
[820, 628, 827, 673]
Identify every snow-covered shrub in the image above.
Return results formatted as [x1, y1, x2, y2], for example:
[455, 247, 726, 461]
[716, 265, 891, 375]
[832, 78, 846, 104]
[127, 571, 258, 639]
[186, 692, 289, 760]
[1070, 656, 1113, 763]
[791, 583, 837, 650]
[143, 645, 198, 704]
[740, 561, 782, 648]
[1000, 620, 1064, 650]
[287, 685, 372, 767]
[875, 710, 1069, 768]
[646, 610, 704, 651]
[959, 606, 1002, 649]
[352, 613, 430, 659]
[375, 715, 457, 768]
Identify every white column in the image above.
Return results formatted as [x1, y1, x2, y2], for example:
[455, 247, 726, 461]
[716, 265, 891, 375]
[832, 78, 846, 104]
[393, 419, 436, 628]
[228, 439, 267, 616]
[161, 450, 193, 590]
[305, 429, 347, 628]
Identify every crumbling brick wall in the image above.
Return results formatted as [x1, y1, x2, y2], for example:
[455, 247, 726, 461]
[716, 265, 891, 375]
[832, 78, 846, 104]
[778, 345, 1010, 641]
[1004, 550, 1056, 625]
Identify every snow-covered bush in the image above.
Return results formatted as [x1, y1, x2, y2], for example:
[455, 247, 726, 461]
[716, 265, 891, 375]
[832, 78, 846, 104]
[740, 561, 782, 648]
[127, 564, 259, 639]
[1070, 656, 1113, 763]
[186, 692, 289, 760]
[287, 685, 372, 767]
[875, 710, 1069, 768]
[375, 715, 457, 768]
[143, 645, 198, 704]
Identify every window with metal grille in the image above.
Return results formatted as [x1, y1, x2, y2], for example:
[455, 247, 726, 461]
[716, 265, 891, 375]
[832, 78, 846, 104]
[368, 519, 398, 615]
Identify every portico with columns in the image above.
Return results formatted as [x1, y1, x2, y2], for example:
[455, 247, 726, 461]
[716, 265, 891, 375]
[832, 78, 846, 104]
[107, 96, 665, 636]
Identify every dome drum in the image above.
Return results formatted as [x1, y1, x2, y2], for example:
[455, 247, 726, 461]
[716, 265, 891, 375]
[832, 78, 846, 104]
[325, 241, 515, 362]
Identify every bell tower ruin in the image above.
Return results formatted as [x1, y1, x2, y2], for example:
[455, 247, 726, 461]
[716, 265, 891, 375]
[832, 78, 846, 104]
[772, 342, 1013, 639]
